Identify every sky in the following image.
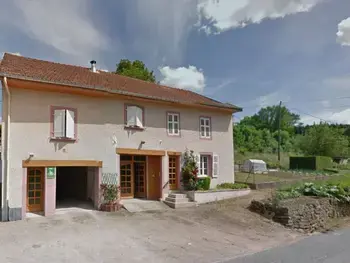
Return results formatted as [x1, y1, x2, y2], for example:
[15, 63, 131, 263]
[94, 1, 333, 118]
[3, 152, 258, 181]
[1, 0, 350, 125]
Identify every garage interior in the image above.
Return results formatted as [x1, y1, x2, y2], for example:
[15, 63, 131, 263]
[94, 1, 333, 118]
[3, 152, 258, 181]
[56, 167, 95, 209]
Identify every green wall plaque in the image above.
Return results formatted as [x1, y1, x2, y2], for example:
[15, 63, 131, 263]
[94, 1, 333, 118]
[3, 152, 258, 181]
[46, 167, 56, 179]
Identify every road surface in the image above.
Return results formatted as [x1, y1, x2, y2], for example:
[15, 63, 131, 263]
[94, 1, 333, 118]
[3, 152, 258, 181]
[227, 228, 350, 263]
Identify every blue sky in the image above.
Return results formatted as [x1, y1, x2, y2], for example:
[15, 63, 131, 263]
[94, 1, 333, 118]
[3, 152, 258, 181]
[1, 0, 350, 124]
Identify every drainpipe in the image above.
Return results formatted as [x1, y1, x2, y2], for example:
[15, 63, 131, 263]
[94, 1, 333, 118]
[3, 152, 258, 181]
[1, 77, 10, 221]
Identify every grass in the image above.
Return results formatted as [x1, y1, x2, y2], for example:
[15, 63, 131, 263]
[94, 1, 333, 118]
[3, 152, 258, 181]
[216, 182, 249, 190]
[235, 172, 282, 184]
[235, 152, 291, 169]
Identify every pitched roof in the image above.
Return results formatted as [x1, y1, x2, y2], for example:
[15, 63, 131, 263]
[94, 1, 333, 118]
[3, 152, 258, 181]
[0, 53, 241, 111]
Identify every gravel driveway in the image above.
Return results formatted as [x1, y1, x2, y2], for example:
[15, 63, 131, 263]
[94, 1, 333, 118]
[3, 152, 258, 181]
[0, 192, 303, 263]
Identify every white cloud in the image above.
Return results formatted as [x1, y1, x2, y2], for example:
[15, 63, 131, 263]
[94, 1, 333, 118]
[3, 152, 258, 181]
[337, 17, 350, 46]
[197, 0, 323, 34]
[4, 0, 108, 63]
[256, 91, 290, 108]
[159, 66, 206, 92]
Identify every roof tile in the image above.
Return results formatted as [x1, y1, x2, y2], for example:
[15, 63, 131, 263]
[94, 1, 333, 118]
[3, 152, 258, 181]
[0, 53, 241, 111]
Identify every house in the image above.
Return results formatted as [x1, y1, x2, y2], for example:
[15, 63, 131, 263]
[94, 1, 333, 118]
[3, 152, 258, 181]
[0, 53, 241, 221]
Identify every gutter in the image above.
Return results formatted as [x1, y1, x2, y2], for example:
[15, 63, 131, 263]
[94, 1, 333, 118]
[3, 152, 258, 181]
[0, 73, 242, 112]
[1, 77, 10, 221]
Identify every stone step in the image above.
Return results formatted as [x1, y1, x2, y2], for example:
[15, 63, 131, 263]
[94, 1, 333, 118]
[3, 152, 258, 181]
[168, 193, 187, 199]
[165, 197, 190, 203]
[163, 200, 197, 209]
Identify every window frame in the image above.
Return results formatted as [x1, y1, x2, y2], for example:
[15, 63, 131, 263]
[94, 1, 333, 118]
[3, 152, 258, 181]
[50, 106, 78, 141]
[166, 112, 181, 137]
[124, 104, 145, 130]
[197, 153, 212, 177]
[199, 116, 212, 139]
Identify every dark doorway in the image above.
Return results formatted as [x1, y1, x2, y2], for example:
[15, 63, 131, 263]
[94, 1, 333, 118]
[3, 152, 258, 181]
[56, 167, 93, 209]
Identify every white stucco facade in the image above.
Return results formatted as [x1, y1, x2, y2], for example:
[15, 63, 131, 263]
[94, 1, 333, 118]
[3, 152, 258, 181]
[4, 86, 235, 217]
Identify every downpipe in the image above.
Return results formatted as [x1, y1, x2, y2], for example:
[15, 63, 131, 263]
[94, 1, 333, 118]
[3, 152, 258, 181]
[1, 77, 10, 221]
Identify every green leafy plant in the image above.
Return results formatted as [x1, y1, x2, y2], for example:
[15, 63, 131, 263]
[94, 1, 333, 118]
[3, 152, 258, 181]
[100, 184, 120, 204]
[181, 150, 199, 191]
[274, 181, 350, 202]
[216, 183, 249, 190]
[197, 177, 211, 191]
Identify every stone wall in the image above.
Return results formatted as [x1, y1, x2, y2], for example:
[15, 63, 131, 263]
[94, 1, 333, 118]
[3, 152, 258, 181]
[250, 196, 350, 233]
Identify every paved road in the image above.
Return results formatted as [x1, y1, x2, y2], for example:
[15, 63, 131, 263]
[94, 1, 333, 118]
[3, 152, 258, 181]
[226, 228, 350, 263]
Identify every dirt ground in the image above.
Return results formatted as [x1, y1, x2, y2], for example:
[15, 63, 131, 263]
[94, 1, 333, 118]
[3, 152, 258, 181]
[0, 191, 304, 263]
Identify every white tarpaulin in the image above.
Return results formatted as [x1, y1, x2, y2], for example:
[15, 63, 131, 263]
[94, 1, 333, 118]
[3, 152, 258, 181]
[242, 159, 268, 174]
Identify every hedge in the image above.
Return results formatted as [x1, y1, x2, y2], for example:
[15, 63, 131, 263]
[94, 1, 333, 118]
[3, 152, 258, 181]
[289, 156, 333, 171]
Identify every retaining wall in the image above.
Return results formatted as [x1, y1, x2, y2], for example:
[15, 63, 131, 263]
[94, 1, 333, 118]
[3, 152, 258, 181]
[250, 196, 350, 232]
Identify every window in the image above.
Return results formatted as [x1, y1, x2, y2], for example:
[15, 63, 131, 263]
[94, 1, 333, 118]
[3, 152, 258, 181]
[167, 112, 180, 136]
[51, 107, 76, 140]
[125, 105, 144, 129]
[200, 117, 211, 139]
[196, 153, 219, 178]
[199, 155, 209, 176]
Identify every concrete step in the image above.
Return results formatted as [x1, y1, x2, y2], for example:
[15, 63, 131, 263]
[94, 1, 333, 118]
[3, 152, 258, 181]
[163, 200, 197, 209]
[168, 193, 187, 199]
[164, 197, 190, 203]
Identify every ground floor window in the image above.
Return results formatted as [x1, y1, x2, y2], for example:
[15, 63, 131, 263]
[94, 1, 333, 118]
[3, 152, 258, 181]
[198, 155, 211, 176]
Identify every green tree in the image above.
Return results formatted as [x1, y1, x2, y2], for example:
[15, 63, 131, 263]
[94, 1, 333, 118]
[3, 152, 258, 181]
[115, 59, 156, 83]
[297, 124, 349, 157]
[255, 105, 300, 133]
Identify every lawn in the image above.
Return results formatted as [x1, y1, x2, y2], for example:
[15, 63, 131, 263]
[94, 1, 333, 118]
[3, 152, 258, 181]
[235, 170, 336, 185]
[235, 172, 282, 184]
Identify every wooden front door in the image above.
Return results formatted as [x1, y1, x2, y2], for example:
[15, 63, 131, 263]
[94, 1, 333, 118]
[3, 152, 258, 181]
[168, 156, 178, 190]
[134, 162, 146, 198]
[120, 162, 133, 198]
[27, 167, 44, 212]
[147, 156, 161, 200]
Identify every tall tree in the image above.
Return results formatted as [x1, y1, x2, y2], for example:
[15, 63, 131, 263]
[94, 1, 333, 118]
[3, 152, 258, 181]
[115, 59, 156, 83]
[297, 124, 349, 157]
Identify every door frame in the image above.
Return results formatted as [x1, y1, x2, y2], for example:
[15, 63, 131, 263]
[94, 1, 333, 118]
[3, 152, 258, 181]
[26, 167, 45, 212]
[120, 161, 134, 198]
[168, 155, 180, 190]
[134, 161, 147, 198]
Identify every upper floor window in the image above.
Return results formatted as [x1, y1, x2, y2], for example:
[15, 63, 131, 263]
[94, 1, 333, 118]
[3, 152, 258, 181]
[200, 117, 211, 139]
[125, 105, 144, 129]
[51, 107, 77, 140]
[167, 112, 180, 136]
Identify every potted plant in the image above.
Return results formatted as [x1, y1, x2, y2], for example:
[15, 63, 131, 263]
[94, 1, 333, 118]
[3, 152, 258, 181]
[99, 184, 122, 212]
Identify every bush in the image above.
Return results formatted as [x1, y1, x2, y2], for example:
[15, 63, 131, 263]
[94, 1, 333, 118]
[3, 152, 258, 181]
[181, 150, 198, 190]
[196, 177, 211, 190]
[289, 156, 333, 171]
[216, 183, 249, 190]
[266, 161, 281, 169]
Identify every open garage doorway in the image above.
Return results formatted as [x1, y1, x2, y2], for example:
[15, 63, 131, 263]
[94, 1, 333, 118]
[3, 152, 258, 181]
[56, 167, 95, 210]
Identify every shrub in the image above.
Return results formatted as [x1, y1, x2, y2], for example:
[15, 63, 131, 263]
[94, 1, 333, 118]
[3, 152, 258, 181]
[266, 161, 281, 169]
[216, 183, 249, 190]
[202, 177, 211, 190]
[181, 150, 198, 190]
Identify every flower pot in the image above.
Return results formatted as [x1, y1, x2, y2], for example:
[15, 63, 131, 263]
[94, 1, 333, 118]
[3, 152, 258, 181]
[100, 202, 122, 212]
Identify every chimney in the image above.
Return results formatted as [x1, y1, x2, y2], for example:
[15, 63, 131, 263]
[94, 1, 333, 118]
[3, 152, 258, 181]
[90, 60, 97, 73]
